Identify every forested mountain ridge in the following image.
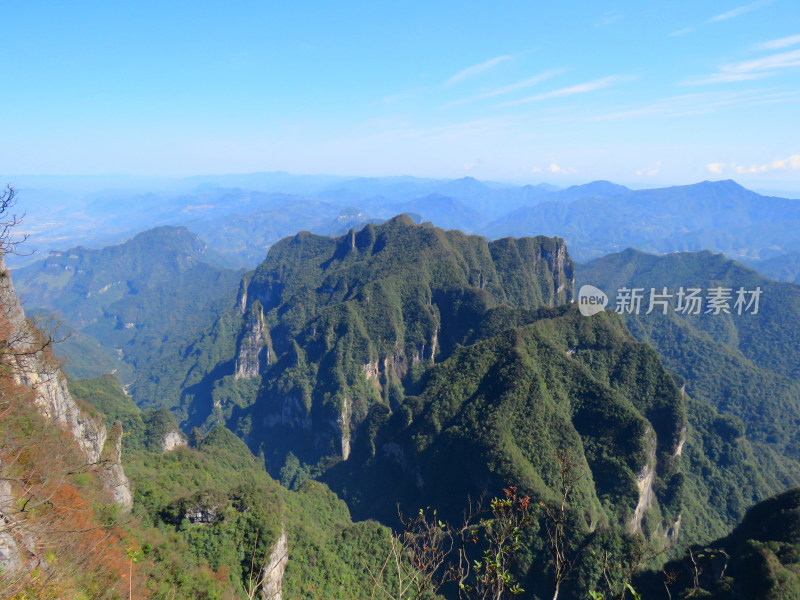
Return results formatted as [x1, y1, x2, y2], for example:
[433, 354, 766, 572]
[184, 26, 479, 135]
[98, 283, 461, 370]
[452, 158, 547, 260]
[322, 301, 800, 597]
[0, 248, 426, 599]
[120, 216, 800, 599]
[10, 210, 800, 597]
[577, 249, 800, 459]
[636, 486, 800, 599]
[11, 225, 244, 385]
[164, 215, 573, 469]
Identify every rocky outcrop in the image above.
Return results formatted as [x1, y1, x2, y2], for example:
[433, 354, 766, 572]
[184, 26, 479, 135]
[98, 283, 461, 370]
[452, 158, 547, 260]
[364, 359, 380, 383]
[0, 251, 131, 510]
[550, 238, 574, 304]
[674, 425, 687, 457]
[162, 429, 188, 452]
[237, 274, 251, 315]
[628, 429, 657, 534]
[666, 513, 682, 548]
[2, 253, 107, 463]
[0, 479, 21, 573]
[0, 530, 21, 573]
[629, 462, 655, 534]
[338, 397, 352, 461]
[18, 364, 107, 464]
[429, 329, 438, 364]
[180, 491, 224, 524]
[235, 301, 271, 379]
[0, 474, 36, 575]
[261, 526, 288, 600]
[100, 421, 133, 511]
[184, 505, 221, 524]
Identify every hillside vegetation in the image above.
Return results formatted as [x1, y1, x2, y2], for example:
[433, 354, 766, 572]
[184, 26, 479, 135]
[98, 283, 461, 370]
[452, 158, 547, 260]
[122, 217, 800, 598]
[636, 487, 800, 599]
[10, 211, 800, 598]
[577, 249, 800, 459]
[12, 226, 243, 386]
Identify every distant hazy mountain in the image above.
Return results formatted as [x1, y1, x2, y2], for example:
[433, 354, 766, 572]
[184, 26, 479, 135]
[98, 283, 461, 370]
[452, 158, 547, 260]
[316, 175, 443, 203]
[486, 180, 800, 261]
[744, 251, 800, 283]
[380, 193, 483, 232]
[548, 179, 630, 201]
[316, 207, 387, 238]
[12, 173, 800, 270]
[182, 195, 347, 266]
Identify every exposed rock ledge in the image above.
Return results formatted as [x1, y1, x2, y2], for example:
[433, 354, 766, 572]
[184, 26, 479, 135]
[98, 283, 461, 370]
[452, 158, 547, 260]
[162, 429, 188, 452]
[0, 252, 132, 511]
[261, 525, 288, 600]
[101, 421, 133, 511]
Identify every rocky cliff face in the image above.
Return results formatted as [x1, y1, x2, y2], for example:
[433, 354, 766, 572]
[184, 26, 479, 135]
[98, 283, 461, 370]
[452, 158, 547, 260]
[0, 479, 26, 573]
[0, 251, 132, 508]
[235, 301, 272, 379]
[161, 428, 188, 452]
[215, 218, 577, 475]
[2, 256, 108, 464]
[100, 421, 134, 511]
[261, 526, 288, 600]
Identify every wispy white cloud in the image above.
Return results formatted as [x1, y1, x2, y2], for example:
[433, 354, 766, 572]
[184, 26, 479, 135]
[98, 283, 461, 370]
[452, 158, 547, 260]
[380, 87, 427, 104]
[594, 89, 800, 121]
[530, 163, 575, 174]
[445, 55, 512, 86]
[754, 33, 800, 51]
[480, 69, 566, 98]
[683, 72, 766, 85]
[708, 1, 769, 22]
[725, 49, 800, 73]
[706, 154, 800, 175]
[706, 162, 727, 175]
[498, 75, 632, 107]
[636, 161, 661, 176]
[594, 11, 622, 27]
[547, 163, 574, 174]
[772, 155, 800, 170]
[440, 69, 565, 109]
[668, 27, 694, 37]
[682, 49, 800, 85]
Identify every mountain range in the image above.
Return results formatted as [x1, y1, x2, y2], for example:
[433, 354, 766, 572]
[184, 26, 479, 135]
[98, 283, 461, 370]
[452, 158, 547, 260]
[31, 217, 788, 598]
[11, 226, 243, 385]
[7, 181, 800, 598]
[12, 175, 800, 277]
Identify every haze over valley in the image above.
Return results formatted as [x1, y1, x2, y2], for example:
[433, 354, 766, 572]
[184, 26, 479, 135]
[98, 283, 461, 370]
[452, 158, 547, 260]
[10, 173, 800, 271]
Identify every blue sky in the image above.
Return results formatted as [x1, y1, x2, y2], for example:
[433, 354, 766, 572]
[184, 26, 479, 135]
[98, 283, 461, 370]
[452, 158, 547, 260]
[2, 0, 799, 190]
